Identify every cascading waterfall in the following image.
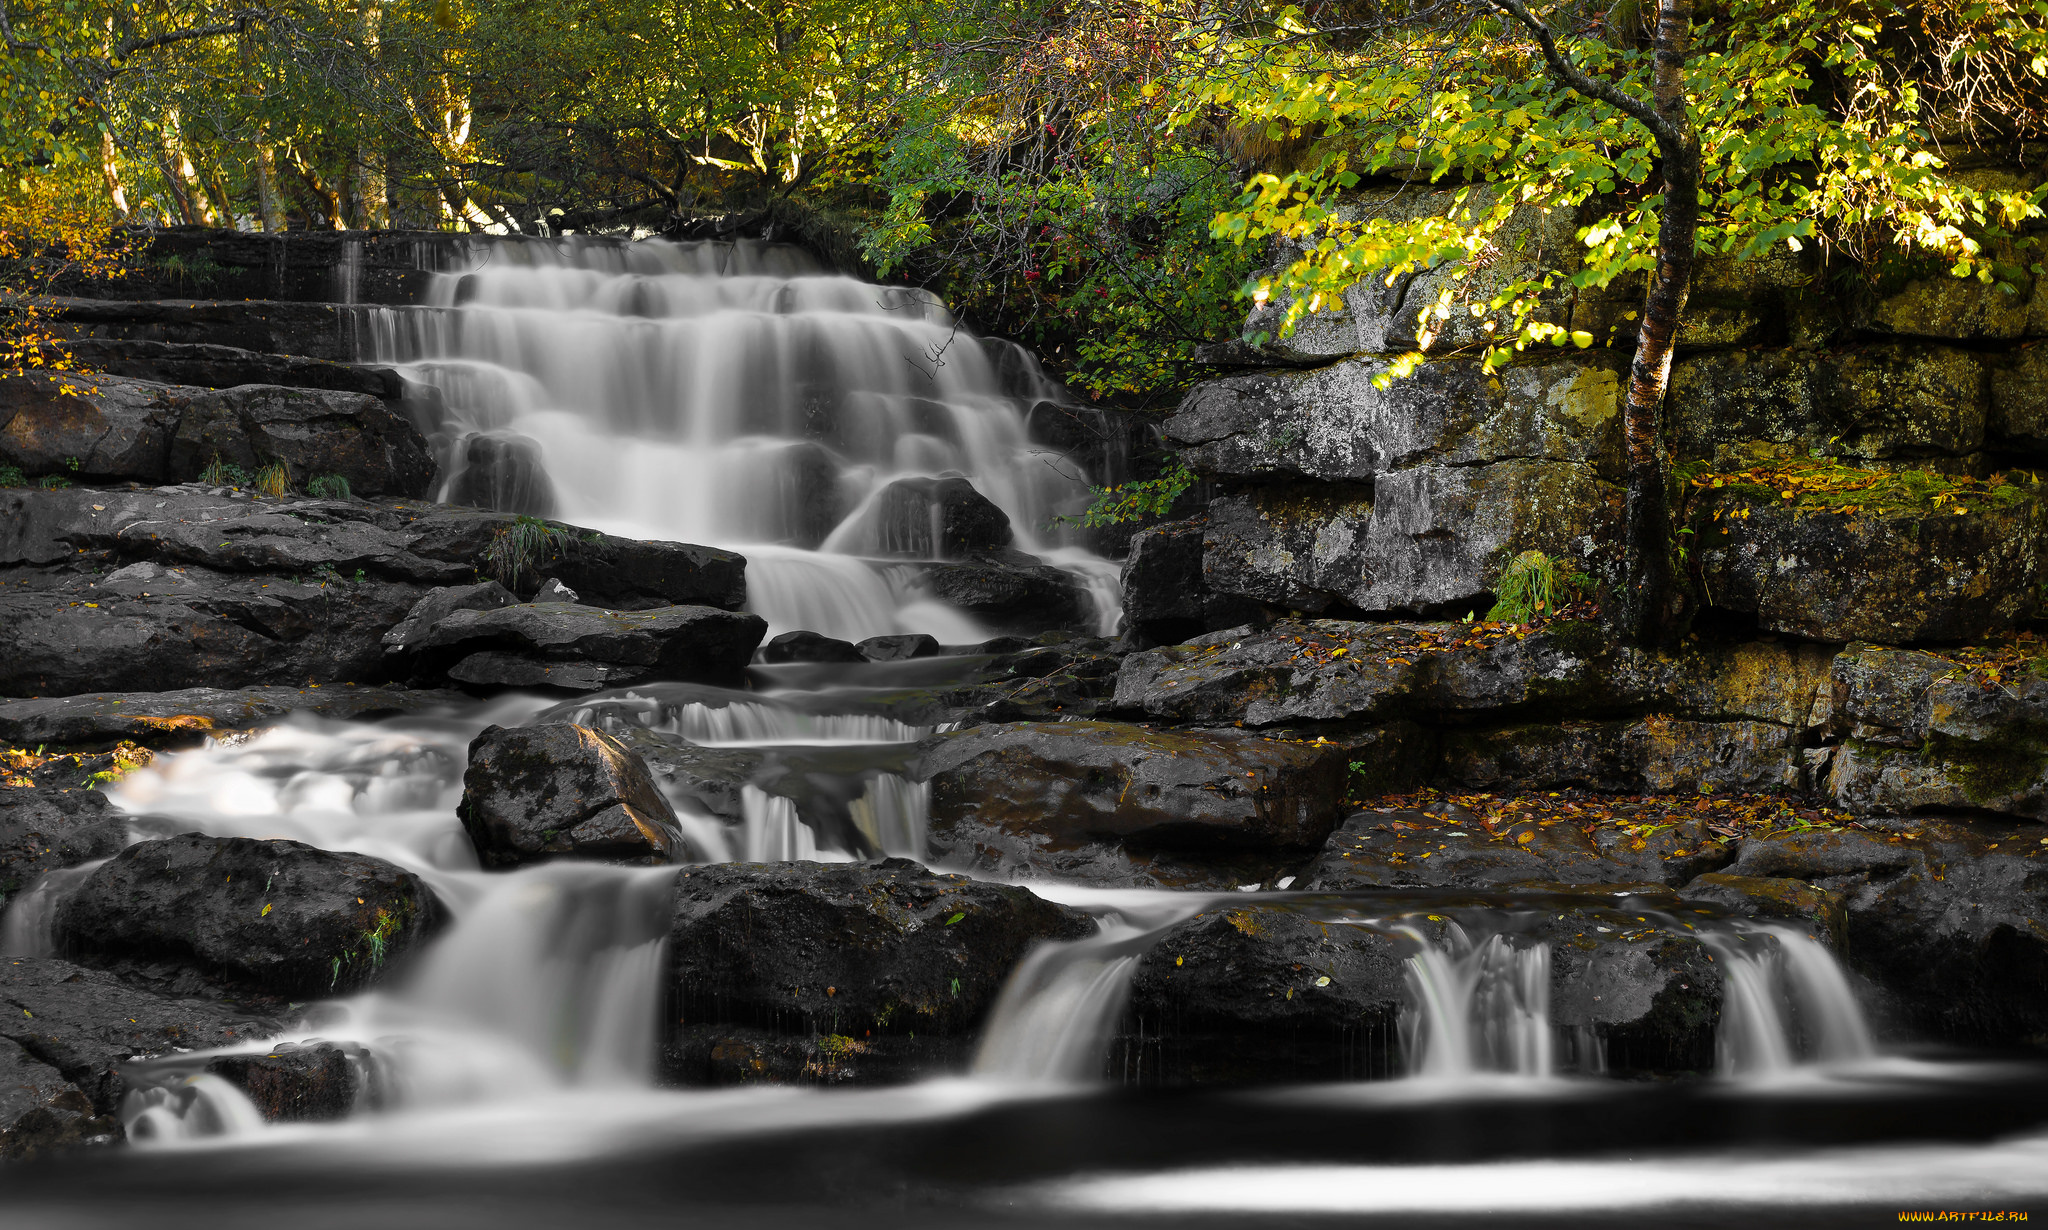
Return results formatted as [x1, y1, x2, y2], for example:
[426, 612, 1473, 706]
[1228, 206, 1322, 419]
[1396, 924, 1557, 1081]
[1703, 923, 1878, 1078]
[0, 858, 110, 958]
[360, 236, 1124, 641]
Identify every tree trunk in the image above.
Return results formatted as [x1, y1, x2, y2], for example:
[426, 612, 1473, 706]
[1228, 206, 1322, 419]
[286, 147, 347, 230]
[1615, 0, 1698, 644]
[99, 129, 129, 218]
[159, 109, 217, 226]
[254, 140, 287, 232]
[349, 0, 389, 228]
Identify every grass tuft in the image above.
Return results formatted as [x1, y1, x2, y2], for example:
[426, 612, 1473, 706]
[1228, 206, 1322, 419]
[1487, 550, 1587, 623]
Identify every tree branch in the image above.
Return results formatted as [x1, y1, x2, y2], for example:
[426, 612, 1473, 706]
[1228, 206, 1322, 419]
[1481, 0, 1682, 150]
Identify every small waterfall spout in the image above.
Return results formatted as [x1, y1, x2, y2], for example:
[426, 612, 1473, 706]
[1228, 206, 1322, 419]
[974, 923, 1155, 1085]
[1703, 923, 1877, 1079]
[0, 859, 111, 957]
[1396, 924, 1556, 1081]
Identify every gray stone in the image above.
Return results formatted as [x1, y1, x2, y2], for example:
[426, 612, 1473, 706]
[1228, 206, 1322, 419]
[1167, 352, 1623, 483]
[458, 723, 686, 868]
[0, 685, 467, 750]
[1119, 519, 1261, 645]
[413, 602, 767, 688]
[381, 582, 519, 652]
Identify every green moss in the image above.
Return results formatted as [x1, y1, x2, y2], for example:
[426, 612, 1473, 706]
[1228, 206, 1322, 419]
[1922, 728, 2048, 806]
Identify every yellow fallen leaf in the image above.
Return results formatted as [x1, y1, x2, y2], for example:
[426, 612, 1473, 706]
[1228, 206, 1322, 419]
[260, 903, 272, 916]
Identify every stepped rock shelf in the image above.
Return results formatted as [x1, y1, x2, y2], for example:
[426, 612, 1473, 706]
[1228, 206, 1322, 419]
[0, 227, 2044, 1178]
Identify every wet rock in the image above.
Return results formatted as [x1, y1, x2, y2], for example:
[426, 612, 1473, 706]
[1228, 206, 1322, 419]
[1305, 805, 1736, 891]
[39, 296, 363, 361]
[857, 633, 940, 662]
[1203, 463, 1622, 616]
[610, 727, 765, 823]
[0, 956, 277, 1117]
[532, 578, 578, 603]
[381, 582, 518, 653]
[1120, 891, 1720, 1083]
[865, 475, 1013, 558]
[919, 720, 1351, 886]
[1119, 519, 1261, 646]
[0, 563, 427, 697]
[763, 630, 866, 664]
[43, 338, 401, 399]
[1167, 352, 1623, 483]
[0, 371, 436, 496]
[0, 787, 129, 915]
[1990, 345, 2048, 450]
[664, 859, 1091, 1083]
[1025, 400, 1145, 488]
[0, 685, 467, 750]
[1667, 344, 1990, 469]
[459, 723, 686, 868]
[1721, 822, 2048, 1044]
[1824, 643, 2048, 820]
[203, 1041, 364, 1122]
[667, 1023, 963, 1088]
[1688, 478, 2044, 642]
[1114, 619, 1657, 728]
[1677, 873, 1847, 947]
[1440, 717, 1805, 796]
[0, 488, 748, 612]
[0, 1037, 110, 1159]
[57, 834, 444, 999]
[918, 555, 1087, 632]
[412, 602, 766, 691]
[445, 431, 556, 516]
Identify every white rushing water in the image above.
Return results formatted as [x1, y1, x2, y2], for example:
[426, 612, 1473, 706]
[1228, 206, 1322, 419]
[1703, 922, 1879, 1079]
[360, 237, 1124, 641]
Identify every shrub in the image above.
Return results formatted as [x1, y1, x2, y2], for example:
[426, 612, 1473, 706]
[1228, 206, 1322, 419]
[37, 473, 71, 490]
[0, 465, 23, 487]
[1487, 550, 1588, 624]
[484, 514, 574, 589]
[197, 454, 248, 487]
[307, 473, 352, 500]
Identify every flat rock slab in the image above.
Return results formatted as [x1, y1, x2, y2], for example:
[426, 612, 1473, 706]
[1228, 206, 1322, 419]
[0, 1035, 110, 1160]
[1, 487, 747, 611]
[51, 338, 402, 398]
[666, 859, 1092, 1073]
[58, 834, 444, 999]
[0, 685, 469, 750]
[919, 720, 1352, 885]
[459, 723, 686, 868]
[0, 956, 277, 1116]
[1306, 805, 1738, 891]
[1113, 619, 1659, 727]
[1688, 480, 2045, 642]
[417, 603, 767, 689]
[0, 371, 435, 496]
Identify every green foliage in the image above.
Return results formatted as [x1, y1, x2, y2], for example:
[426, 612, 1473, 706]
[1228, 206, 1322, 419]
[1060, 457, 1198, 527]
[1196, 1, 2048, 375]
[197, 454, 248, 487]
[485, 514, 574, 589]
[307, 473, 353, 501]
[37, 473, 71, 490]
[0, 466, 23, 487]
[253, 461, 290, 498]
[1487, 550, 1588, 623]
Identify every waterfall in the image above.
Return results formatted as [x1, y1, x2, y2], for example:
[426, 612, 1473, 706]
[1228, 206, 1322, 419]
[1395, 924, 1556, 1081]
[1703, 923, 1877, 1078]
[0, 858, 111, 957]
[973, 922, 1155, 1085]
[361, 236, 1122, 640]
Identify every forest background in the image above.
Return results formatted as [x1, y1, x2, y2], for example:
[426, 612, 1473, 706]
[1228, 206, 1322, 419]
[1, 0, 2045, 416]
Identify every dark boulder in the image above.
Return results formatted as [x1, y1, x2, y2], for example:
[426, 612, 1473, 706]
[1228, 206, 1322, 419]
[864, 475, 1013, 558]
[39, 296, 361, 361]
[857, 633, 940, 662]
[664, 860, 1092, 1084]
[459, 723, 686, 868]
[202, 1041, 366, 1122]
[532, 535, 748, 612]
[445, 431, 556, 517]
[0, 371, 437, 497]
[920, 720, 1352, 887]
[410, 602, 767, 692]
[919, 554, 1088, 632]
[1721, 820, 2048, 1045]
[1, 786, 129, 907]
[0, 1036, 110, 1159]
[762, 630, 866, 664]
[1306, 805, 1737, 892]
[0, 956, 276, 1119]
[1688, 477, 2045, 642]
[380, 582, 518, 654]
[1677, 873, 1848, 947]
[1118, 519, 1261, 646]
[57, 835, 444, 1000]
